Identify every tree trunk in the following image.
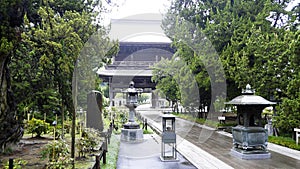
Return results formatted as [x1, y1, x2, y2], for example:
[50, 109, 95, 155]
[0, 54, 23, 152]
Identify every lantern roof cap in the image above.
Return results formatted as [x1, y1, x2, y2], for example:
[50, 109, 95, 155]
[225, 84, 276, 105]
[225, 95, 276, 105]
[242, 84, 255, 95]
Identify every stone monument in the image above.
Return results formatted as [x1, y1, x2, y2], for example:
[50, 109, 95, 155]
[225, 84, 276, 159]
[120, 81, 144, 142]
[87, 90, 104, 132]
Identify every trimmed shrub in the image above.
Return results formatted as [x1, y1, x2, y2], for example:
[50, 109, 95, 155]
[76, 128, 103, 157]
[41, 139, 72, 168]
[268, 136, 300, 151]
[27, 118, 50, 137]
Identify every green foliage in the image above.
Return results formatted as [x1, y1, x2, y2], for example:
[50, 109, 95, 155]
[162, 0, 300, 134]
[268, 136, 300, 151]
[41, 139, 72, 168]
[143, 128, 154, 135]
[102, 134, 120, 169]
[138, 93, 150, 104]
[213, 96, 226, 113]
[1, 147, 13, 155]
[26, 118, 50, 137]
[4, 158, 28, 169]
[76, 128, 103, 157]
[10, 0, 119, 122]
[274, 97, 300, 135]
[152, 57, 184, 112]
[106, 107, 127, 127]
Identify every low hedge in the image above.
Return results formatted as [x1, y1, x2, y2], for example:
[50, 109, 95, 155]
[268, 136, 300, 151]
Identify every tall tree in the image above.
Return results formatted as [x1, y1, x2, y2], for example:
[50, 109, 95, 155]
[273, 30, 300, 136]
[6, 0, 118, 153]
[152, 58, 181, 112]
[10, 0, 118, 120]
[0, 0, 26, 152]
[162, 0, 295, 103]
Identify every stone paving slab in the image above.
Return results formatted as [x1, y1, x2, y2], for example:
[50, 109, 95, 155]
[117, 134, 196, 169]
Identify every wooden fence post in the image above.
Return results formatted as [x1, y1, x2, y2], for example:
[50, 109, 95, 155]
[9, 158, 13, 169]
[95, 155, 100, 169]
[103, 150, 107, 164]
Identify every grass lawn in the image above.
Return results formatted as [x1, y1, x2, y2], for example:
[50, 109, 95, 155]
[101, 133, 120, 169]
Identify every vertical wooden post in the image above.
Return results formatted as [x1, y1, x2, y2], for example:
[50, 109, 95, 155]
[9, 158, 13, 169]
[145, 118, 148, 130]
[95, 155, 100, 169]
[103, 151, 107, 164]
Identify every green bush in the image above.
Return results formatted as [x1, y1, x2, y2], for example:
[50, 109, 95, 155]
[27, 118, 50, 137]
[41, 139, 72, 168]
[76, 128, 103, 157]
[268, 136, 300, 151]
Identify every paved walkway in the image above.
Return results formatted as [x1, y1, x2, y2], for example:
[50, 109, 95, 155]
[116, 134, 196, 169]
[136, 105, 300, 169]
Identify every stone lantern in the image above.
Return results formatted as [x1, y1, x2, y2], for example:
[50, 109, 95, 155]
[225, 84, 276, 159]
[120, 81, 143, 142]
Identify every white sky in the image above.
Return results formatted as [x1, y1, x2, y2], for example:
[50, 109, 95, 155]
[287, 0, 300, 11]
[108, 0, 299, 19]
[104, 0, 171, 42]
[109, 0, 171, 19]
[104, 0, 299, 42]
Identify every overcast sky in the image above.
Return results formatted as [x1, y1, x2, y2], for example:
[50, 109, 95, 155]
[109, 0, 299, 19]
[105, 0, 299, 42]
[108, 0, 171, 19]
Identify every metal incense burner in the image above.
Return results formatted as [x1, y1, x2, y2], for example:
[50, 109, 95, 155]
[225, 84, 276, 159]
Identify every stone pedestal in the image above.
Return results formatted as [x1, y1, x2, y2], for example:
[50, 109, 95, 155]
[231, 148, 271, 160]
[121, 121, 143, 142]
[121, 128, 144, 142]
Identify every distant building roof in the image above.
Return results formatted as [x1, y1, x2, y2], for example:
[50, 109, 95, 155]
[97, 69, 152, 77]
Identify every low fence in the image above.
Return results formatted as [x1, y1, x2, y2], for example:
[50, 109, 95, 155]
[135, 112, 163, 135]
[136, 112, 148, 130]
[93, 123, 114, 169]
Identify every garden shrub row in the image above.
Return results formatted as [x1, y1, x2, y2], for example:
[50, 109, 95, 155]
[268, 136, 300, 151]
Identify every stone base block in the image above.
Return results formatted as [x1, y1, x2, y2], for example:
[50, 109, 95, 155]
[230, 148, 271, 160]
[121, 128, 144, 142]
[160, 156, 179, 162]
